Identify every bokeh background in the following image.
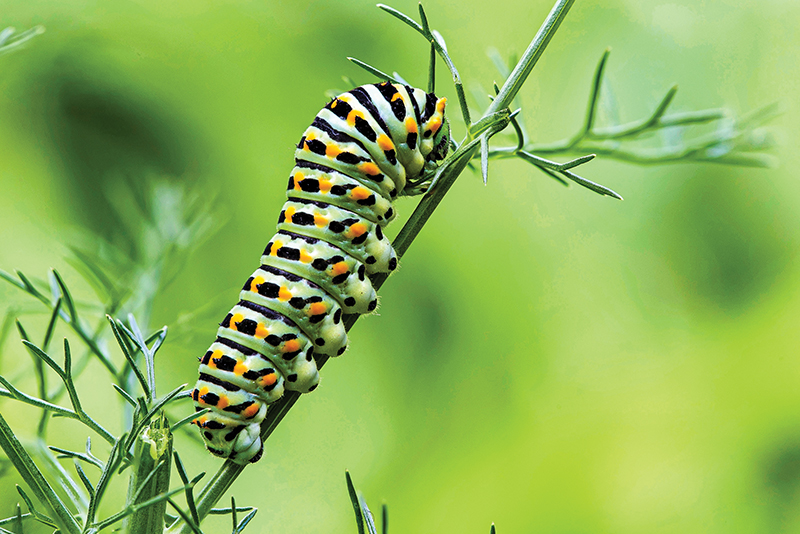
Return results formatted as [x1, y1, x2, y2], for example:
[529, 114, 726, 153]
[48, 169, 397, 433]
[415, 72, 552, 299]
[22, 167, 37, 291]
[1, 0, 799, 533]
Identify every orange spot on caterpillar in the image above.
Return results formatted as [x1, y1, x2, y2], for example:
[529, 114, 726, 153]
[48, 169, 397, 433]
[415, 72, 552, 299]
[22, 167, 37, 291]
[309, 302, 327, 315]
[427, 117, 442, 133]
[293, 172, 304, 189]
[351, 187, 371, 200]
[278, 286, 292, 301]
[437, 97, 447, 112]
[325, 144, 342, 158]
[282, 339, 301, 353]
[284, 206, 295, 223]
[347, 109, 365, 126]
[299, 249, 314, 263]
[331, 261, 349, 276]
[243, 403, 260, 419]
[302, 132, 315, 151]
[260, 373, 277, 387]
[314, 214, 328, 227]
[359, 162, 381, 176]
[250, 276, 265, 292]
[234, 362, 248, 375]
[199, 386, 209, 398]
[208, 350, 223, 368]
[405, 117, 418, 133]
[216, 395, 229, 410]
[377, 135, 394, 151]
[319, 178, 332, 193]
[348, 223, 367, 237]
[255, 323, 269, 339]
[229, 313, 245, 331]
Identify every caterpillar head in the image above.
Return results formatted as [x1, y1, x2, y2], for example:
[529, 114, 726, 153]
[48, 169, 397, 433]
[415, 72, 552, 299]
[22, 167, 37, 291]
[421, 96, 449, 165]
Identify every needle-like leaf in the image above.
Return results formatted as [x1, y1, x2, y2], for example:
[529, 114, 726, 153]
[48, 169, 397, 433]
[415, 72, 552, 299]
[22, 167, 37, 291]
[347, 57, 400, 83]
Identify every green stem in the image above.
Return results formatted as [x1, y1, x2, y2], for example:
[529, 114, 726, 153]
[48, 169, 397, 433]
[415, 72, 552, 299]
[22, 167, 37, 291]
[0, 413, 81, 534]
[488, 0, 576, 115]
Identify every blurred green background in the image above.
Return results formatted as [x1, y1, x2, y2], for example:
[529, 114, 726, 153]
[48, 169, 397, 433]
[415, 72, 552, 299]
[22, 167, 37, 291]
[1, 0, 800, 532]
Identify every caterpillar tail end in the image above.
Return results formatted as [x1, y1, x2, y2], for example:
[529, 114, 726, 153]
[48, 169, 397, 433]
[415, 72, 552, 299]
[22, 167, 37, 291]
[226, 423, 264, 465]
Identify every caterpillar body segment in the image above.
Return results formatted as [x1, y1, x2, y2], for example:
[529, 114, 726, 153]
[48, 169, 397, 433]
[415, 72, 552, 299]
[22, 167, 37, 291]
[240, 265, 348, 359]
[277, 199, 396, 274]
[287, 164, 397, 225]
[262, 231, 379, 314]
[193, 82, 448, 464]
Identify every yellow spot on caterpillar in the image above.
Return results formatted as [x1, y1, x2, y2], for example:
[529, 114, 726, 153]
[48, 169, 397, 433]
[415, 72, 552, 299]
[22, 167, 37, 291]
[282, 339, 301, 353]
[377, 135, 394, 151]
[229, 313, 245, 331]
[216, 395, 229, 410]
[250, 276, 265, 292]
[260, 373, 277, 387]
[347, 109, 365, 126]
[255, 323, 269, 339]
[243, 403, 260, 419]
[234, 362, 248, 375]
[270, 241, 283, 255]
[314, 214, 328, 227]
[306, 132, 315, 140]
[391, 92, 402, 102]
[405, 117, 418, 133]
[309, 302, 327, 315]
[293, 172, 304, 189]
[359, 162, 381, 176]
[319, 178, 332, 193]
[351, 187, 371, 200]
[331, 261, 349, 276]
[284, 206, 295, 223]
[199, 386, 209, 398]
[330, 99, 338, 109]
[325, 144, 342, 158]
[436, 97, 447, 112]
[427, 116, 442, 133]
[278, 286, 292, 301]
[208, 350, 223, 368]
[299, 249, 314, 263]
[195, 416, 207, 426]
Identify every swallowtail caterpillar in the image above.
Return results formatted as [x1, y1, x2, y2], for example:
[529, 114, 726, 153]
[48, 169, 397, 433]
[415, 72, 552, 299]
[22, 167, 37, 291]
[192, 82, 449, 463]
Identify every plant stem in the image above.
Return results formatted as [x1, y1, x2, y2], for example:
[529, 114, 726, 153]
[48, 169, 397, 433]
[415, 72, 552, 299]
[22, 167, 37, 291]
[169, 1, 576, 531]
[488, 0, 575, 115]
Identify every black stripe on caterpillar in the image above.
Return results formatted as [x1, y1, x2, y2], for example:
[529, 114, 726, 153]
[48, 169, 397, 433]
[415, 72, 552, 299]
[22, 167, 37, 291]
[192, 82, 449, 464]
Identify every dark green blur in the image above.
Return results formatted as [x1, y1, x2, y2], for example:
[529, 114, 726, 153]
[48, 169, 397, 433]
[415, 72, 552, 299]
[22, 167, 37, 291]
[1, 1, 799, 533]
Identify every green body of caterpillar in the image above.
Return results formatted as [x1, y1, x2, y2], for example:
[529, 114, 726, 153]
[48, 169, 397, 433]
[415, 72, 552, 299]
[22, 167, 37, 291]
[192, 82, 449, 464]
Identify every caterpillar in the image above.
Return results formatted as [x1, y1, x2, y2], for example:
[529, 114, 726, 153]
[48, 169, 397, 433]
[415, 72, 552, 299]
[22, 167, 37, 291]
[191, 82, 449, 464]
